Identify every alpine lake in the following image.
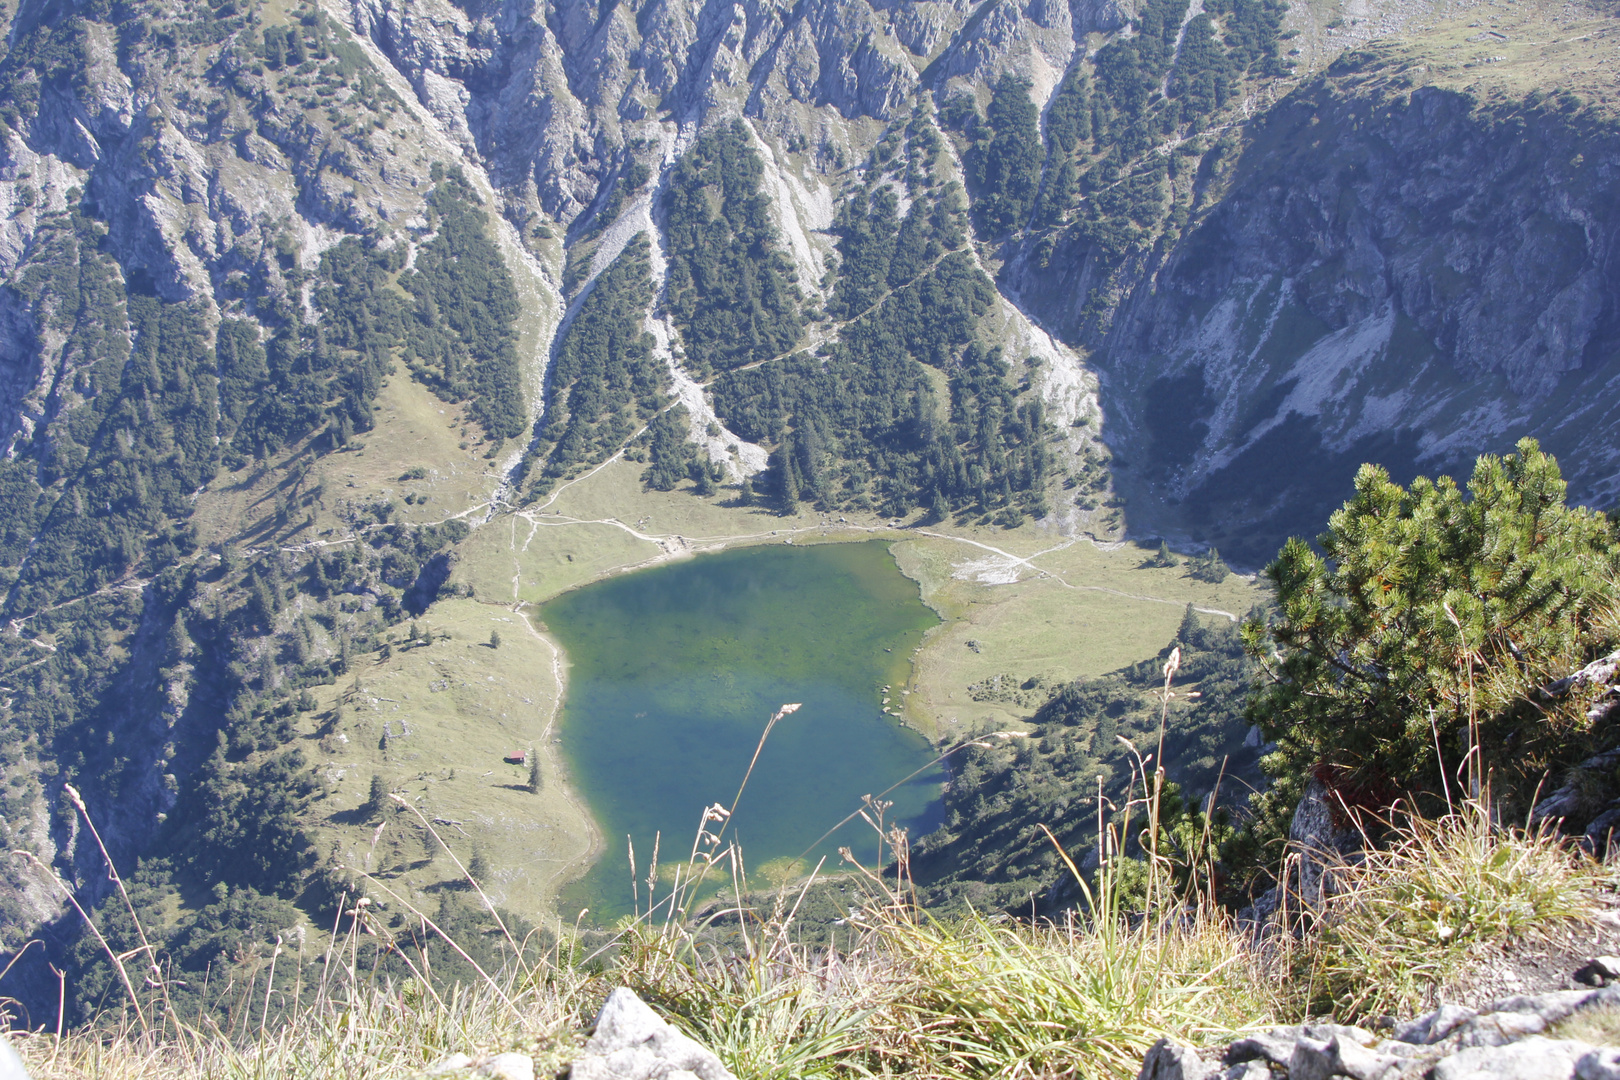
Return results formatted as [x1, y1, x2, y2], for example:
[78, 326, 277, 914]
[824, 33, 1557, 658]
[543, 539, 945, 921]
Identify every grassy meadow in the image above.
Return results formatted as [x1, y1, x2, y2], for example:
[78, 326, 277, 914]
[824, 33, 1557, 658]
[296, 594, 595, 925]
[8, 799, 1609, 1080]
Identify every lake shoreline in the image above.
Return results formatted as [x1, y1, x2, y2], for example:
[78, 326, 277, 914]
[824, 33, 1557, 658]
[537, 540, 943, 921]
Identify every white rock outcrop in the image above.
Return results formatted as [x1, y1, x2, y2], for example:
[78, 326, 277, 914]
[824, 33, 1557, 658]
[570, 987, 737, 1080]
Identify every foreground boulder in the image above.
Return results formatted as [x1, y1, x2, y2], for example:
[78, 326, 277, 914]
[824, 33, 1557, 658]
[1138, 985, 1620, 1079]
[425, 988, 734, 1080]
[570, 987, 736, 1080]
[1, 1036, 28, 1080]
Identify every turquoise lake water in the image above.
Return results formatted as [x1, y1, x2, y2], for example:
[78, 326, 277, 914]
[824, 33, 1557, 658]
[542, 540, 943, 921]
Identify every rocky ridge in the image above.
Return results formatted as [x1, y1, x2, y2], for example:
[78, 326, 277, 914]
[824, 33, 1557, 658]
[1139, 982, 1620, 1080]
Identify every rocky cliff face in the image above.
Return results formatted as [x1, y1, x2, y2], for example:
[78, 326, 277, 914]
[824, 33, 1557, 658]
[342, 0, 1129, 228]
[1012, 18, 1620, 564]
[4, 0, 1610, 577]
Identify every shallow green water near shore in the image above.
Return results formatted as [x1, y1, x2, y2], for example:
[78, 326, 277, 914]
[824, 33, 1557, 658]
[544, 540, 942, 921]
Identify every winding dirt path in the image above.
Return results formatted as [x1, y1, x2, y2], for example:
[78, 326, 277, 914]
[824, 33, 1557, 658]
[913, 529, 1240, 621]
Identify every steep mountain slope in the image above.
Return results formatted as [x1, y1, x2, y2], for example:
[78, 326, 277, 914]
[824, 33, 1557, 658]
[0, 0, 1617, 1031]
[1008, 2, 1620, 563]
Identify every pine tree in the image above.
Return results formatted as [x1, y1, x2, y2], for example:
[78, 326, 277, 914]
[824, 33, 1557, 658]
[1188, 546, 1228, 582]
[468, 843, 491, 884]
[1175, 602, 1200, 646]
[1245, 438, 1620, 818]
[489, 630, 502, 649]
[781, 454, 801, 516]
[364, 774, 388, 818]
[166, 614, 193, 659]
[526, 753, 542, 794]
[691, 455, 716, 496]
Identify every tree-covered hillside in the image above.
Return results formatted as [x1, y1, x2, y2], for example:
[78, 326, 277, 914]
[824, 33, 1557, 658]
[525, 234, 667, 491]
[663, 122, 805, 380]
[912, 606, 1262, 915]
[949, 0, 1289, 281]
[0, 0, 529, 1010]
[517, 114, 1070, 523]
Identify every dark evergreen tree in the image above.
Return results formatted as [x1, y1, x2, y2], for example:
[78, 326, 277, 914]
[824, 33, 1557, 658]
[1188, 547, 1230, 582]
[364, 773, 388, 817]
[642, 408, 697, 491]
[1245, 440, 1620, 820]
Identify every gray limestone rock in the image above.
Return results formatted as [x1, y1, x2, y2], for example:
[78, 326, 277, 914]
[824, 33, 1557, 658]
[1299, 1023, 1378, 1046]
[1542, 651, 1620, 699]
[1237, 781, 1363, 926]
[0, 1036, 28, 1080]
[1397, 1003, 1479, 1045]
[569, 987, 736, 1080]
[1136, 1038, 1215, 1080]
[1455, 1008, 1552, 1048]
[480, 1053, 536, 1080]
[424, 1051, 535, 1079]
[1225, 1028, 1302, 1067]
[427, 1053, 476, 1073]
[1585, 809, 1620, 854]
[1218, 1062, 1271, 1080]
[1431, 1036, 1596, 1080]
[1464, 988, 1620, 1043]
[1289, 1032, 1402, 1080]
[1139, 988, 1620, 1080]
[1577, 1047, 1620, 1080]
[1288, 780, 1361, 911]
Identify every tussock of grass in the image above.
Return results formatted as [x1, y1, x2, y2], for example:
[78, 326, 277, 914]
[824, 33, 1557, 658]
[10, 973, 593, 1080]
[871, 909, 1280, 1079]
[614, 897, 1279, 1080]
[620, 930, 881, 1080]
[1300, 808, 1605, 1017]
